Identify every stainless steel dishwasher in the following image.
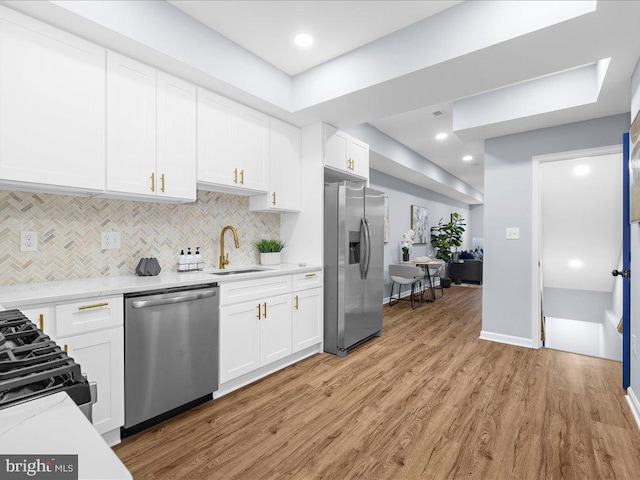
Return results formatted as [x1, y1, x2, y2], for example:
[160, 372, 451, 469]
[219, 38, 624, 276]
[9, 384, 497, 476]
[122, 283, 218, 436]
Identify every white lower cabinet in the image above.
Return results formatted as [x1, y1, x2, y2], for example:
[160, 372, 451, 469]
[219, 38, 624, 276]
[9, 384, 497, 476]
[18, 305, 55, 338]
[292, 287, 323, 353]
[60, 327, 125, 435]
[219, 293, 292, 384]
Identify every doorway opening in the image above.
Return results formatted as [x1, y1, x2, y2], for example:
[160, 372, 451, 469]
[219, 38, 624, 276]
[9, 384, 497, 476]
[533, 146, 623, 360]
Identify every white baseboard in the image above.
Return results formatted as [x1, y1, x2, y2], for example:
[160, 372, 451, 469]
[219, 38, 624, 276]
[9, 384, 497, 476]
[383, 288, 412, 305]
[627, 387, 640, 433]
[479, 330, 535, 348]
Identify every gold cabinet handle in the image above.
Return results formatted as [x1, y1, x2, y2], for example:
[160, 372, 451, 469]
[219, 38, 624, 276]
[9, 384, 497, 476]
[272, 191, 276, 206]
[305, 273, 316, 278]
[294, 295, 299, 310]
[38, 313, 44, 331]
[161, 173, 165, 193]
[263, 302, 267, 318]
[78, 302, 109, 311]
[257, 304, 261, 320]
[63, 344, 68, 353]
[234, 168, 238, 184]
[240, 169, 244, 185]
[151, 172, 155, 192]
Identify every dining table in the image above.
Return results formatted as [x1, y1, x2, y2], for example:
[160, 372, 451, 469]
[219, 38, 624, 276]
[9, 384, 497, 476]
[402, 258, 446, 301]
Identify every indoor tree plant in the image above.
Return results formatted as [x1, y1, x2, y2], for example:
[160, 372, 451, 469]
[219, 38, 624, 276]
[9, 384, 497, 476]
[401, 229, 415, 261]
[254, 239, 285, 265]
[430, 213, 466, 286]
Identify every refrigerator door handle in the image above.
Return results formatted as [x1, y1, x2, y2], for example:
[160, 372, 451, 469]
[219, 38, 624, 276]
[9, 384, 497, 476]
[359, 216, 366, 280]
[364, 217, 372, 279]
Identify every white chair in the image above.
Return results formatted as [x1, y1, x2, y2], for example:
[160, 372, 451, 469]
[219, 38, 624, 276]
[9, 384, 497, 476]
[427, 263, 445, 299]
[389, 264, 425, 309]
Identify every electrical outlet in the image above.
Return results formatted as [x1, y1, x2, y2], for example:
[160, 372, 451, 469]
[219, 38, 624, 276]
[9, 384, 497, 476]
[20, 231, 38, 252]
[101, 231, 121, 250]
[633, 335, 637, 356]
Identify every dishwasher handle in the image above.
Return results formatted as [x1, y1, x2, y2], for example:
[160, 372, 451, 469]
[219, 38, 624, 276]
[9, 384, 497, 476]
[131, 289, 216, 309]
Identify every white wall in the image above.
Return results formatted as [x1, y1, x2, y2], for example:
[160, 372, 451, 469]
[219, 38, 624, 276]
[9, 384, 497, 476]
[469, 204, 484, 246]
[543, 288, 612, 324]
[369, 169, 471, 299]
[483, 113, 628, 341]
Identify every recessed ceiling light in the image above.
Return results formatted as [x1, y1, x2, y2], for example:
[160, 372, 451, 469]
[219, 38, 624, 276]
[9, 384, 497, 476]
[462, 155, 473, 162]
[294, 33, 314, 48]
[573, 165, 590, 176]
[568, 259, 583, 269]
[435, 132, 448, 140]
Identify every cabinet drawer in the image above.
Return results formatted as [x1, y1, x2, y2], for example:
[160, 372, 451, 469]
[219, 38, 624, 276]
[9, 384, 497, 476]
[18, 304, 55, 339]
[55, 295, 124, 338]
[220, 275, 291, 305]
[292, 270, 323, 291]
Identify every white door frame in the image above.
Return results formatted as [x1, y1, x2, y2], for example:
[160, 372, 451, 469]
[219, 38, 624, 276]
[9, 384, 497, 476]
[531, 144, 623, 349]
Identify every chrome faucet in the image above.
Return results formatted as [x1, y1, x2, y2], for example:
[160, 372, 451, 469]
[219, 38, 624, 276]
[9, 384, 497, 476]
[219, 225, 240, 269]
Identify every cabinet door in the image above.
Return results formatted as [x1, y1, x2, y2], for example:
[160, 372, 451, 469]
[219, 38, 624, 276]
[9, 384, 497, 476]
[0, 8, 105, 191]
[235, 104, 269, 192]
[270, 119, 301, 211]
[260, 294, 292, 366]
[324, 125, 349, 172]
[106, 51, 157, 196]
[219, 301, 261, 383]
[293, 288, 323, 353]
[157, 72, 196, 201]
[349, 137, 369, 179]
[63, 327, 124, 435]
[196, 88, 236, 188]
[19, 305, 55, 339]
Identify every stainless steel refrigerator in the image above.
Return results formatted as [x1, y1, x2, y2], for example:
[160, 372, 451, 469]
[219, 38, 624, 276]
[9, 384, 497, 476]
[324, 181, 384, 356]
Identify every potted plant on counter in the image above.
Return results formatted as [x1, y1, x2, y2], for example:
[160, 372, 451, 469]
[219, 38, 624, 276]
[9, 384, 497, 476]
[430, 213, 466, 287]
[254, 239, 285, 265]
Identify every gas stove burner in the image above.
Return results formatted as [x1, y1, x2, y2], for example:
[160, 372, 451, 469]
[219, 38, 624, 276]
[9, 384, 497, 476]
[0, 309, 91, 410]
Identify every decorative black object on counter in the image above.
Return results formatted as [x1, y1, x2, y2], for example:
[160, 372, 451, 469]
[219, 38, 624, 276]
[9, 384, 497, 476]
[135, 258, 162, 276]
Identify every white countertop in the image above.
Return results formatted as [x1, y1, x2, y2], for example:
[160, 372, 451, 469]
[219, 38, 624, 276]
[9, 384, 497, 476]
[0, 392, 131, 480]
[0, 263, 322, 308]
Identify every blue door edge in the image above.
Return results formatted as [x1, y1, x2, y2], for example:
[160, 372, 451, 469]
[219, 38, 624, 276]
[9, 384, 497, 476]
[623, 132, 631, 390]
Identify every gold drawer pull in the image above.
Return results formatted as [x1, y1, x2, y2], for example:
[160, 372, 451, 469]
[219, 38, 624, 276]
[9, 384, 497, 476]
[78, 302, 109, 311]
[39, 314, 44, 331]
[294, 295, 299, 310]
[263, 302, 267, 318]
[63, 344, 68, 353]
[272, 191, 276, 205]
[161, 173, 165, 193]
[305, 273, 316, 278]
[234, 168, 238, 184]
[257, 304, 261, 320]
[151, 172, 155, 192]
[240, 169, 244, 185]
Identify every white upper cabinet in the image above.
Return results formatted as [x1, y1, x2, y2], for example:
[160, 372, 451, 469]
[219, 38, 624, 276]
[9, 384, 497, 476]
[197, 88, 269, 195]
[324, 124, 369, 181]
[249, 118, 301, 212]
[106, 52, 157, 196]
[235, 105, 270, 192]
[157, 72, 197, 201]
[0, 7, 106, 192]
[107, 52, 196, 202]
[197, 89, 235, 188]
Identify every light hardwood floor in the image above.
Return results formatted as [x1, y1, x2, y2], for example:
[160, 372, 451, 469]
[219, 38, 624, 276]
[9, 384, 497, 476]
[114, 286, 640, 479]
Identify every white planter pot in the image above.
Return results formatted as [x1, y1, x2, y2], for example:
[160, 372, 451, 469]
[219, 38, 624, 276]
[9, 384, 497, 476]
[260, 252, 281, 265]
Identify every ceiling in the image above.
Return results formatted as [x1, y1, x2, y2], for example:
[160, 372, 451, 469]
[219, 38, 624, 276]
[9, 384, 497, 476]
[12, 0, 640, 204]
[168, 1, 461, 75]
[541, 153, 622, 293]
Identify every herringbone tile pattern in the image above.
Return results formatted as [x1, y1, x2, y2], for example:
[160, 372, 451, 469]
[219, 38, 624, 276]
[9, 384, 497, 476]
[0, 190, 280, 285]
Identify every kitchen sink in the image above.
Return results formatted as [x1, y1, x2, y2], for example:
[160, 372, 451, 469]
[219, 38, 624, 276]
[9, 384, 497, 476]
[210, 269, 267, 276]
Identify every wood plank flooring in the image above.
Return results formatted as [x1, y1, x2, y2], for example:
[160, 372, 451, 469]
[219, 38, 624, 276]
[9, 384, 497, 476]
[114, 286, 640, 479]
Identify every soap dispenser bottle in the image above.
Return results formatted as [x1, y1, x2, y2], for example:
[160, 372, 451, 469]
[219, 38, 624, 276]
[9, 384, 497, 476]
[178, 249, 187, 272]
[194, 247, 203, 271]
[186, 248, 194, 270]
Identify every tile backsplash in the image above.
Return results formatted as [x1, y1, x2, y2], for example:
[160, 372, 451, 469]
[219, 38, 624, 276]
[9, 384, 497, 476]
[0, 190, 280, 285]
